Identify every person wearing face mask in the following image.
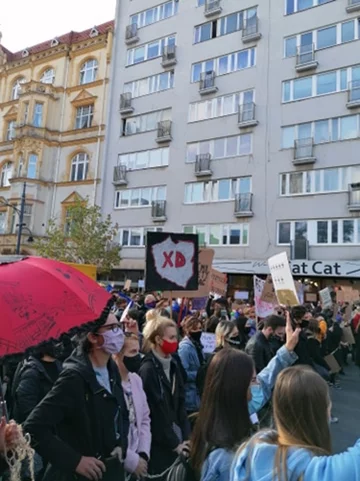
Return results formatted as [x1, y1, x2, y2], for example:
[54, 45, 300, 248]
[139, 315, 190, 480]
[24, 307, 129, 481]
[178, 316, 205, 414]
[113, 333, 151, 481]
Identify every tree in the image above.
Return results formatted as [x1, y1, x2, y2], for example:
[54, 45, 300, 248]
[35, 199, 121, 274]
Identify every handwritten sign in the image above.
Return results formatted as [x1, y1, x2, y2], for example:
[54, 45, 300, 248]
[253, 275, 275, 318]
[124, 279, 132, 291]
[268, 252, 299, 306]
[145, 232, 199, 291]
[319, 287, 332, 309]
[210, 268, 227, 297]
[201, 332, 216, 354]
[260, 275, 276, 304]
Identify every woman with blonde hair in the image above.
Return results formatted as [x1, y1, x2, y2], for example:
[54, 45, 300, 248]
[231, 365, 360, 481]
[139, 315, 190, 480]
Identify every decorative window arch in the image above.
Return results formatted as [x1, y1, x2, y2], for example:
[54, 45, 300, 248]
[70, 152, 89, 181]
[0, 162, 13, 187]
[79, 58, 98, 85]
[11, 77, 26, 100]
[90, 27, 99, 38]
[40, 67, 55, 84]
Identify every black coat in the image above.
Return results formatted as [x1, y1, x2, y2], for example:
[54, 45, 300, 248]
[139, 352, 190, 477]
[12, 357, 62, 423]
[245, 332, 273, 373]
[24, 348, 129, 481]
[293, 329, 314, 367]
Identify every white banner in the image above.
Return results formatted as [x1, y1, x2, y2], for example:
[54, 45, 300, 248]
[268, 252, 299, 306]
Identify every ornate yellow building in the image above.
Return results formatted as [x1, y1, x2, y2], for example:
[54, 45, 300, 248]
[0, 21, 113, 254]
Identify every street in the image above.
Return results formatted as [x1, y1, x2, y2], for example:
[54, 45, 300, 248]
[331, 363, 360, 454]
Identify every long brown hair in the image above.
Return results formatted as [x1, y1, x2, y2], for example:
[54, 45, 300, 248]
[191, 348, 254, 476]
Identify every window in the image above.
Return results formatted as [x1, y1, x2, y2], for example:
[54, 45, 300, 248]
[189, 90, 253, 122]
[317, 221, 328, 243]
[115, 186, 166, 208]
[27, 154, 37, 179]
[285, 37, 297, 57]
[40, 68, 55, 84]
[342, 21, 355, 43]
[127, 35, 175, 66]
[124, 71, 174, 99]
[279, 219, 360, 245]
[285, 0, 332, 14]
[317, 26, 337, 49]
[11, 77, 25, 100]
[0, 212, 6, 234]
[123, 109, 171, 136]
[183, 224, 250, 246]
[11, 204, 32, 234]
[79, 59, 98, 84]
[119, 148, 169, 170]
[316, 72, 336, 95]
[184, 177, 251, 203]
[33, 103, 43, 127]
[130, 1, 178, 28]
[186, 134, 252, 162]
[0, 162, 12, 187]
[191, 48, 256, 82]
[71, 153, 89, 181]
[293, 77, 312, 100]
[75, 105, 94, 129]
[6, 121, 16, 141]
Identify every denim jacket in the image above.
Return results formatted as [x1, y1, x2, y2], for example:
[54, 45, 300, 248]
[178, 337, 202, 412]
[201, 346, 298, 481]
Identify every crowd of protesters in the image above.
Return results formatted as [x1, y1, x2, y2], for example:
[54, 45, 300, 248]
[0, 289, 360, 481]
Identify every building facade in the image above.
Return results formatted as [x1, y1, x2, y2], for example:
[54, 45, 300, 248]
[102, 0, 360, 287]
[0, 21, 113, 254]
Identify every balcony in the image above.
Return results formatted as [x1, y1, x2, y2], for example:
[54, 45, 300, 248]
[195, 154, 212, 177]
[161, 45, 177, 68]
[156, 120, 172, 143]
[113, 165, 128, 186]
[234, 193, 253, 218]
[242, 17, 261, 43]
[151, 200, 167, 222]
[293, 138, 316, 165]
[346, 80, 360, 109]
[125, 24, 139, 45]
[238, 102, 258, 128]
[199, 71, 218, 95]
[14, 124, 49, 141]
[295, 44, 318, 72]
[348, 183, 360, 211]
[346, 0, 360, 13]
[119, 93, 134, 116]
[204, 0, 222, 17]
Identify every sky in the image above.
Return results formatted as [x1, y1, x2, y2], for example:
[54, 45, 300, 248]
[1, 0, 117, 52]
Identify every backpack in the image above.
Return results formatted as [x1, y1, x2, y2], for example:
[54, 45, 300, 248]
[165, 454, 197, 481]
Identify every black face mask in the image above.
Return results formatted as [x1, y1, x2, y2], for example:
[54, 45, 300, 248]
[300, 319, 310, 329]
[190, 331, 202, 343]
[226, 336, 242, 349]
[123, 354, 142, 373]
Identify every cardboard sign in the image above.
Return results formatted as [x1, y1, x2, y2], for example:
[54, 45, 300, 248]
[305, 292, 318, 303]
[210, 268, 227, 297]
[352, 290, 360, 301]
[145, 232, 199, 291]
[268, 252, 299, 306]
[319, 287, 332, 309]
[163, 249, 214, 298]
[124, 279, 132, 291]
[253, 275, 275, 318]
[342, 325, 355, 344]
[260, 275, 276, 304]
[201, 332, 216, 354]
[324, 353, 341, 374]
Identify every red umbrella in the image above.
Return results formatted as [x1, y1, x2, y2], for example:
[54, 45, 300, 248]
[0, 257, 111, 357]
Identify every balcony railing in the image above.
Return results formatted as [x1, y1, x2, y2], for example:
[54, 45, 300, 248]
[347, 80, 360, 108]
[195, 154, 212, 176]
[290, 238, 309, 260]
[199, 71, 218, 94]
[156, 120, 172, 143]
[125, 24, 139, 44]
[346, 0, 360, 12]
[348, 183, 360, 211]
[238, 102, 258, 128]
[242, 17, 261, 43]
[161, 45, 177, 67]
[293, 138, 316, 164]
[204, 0, 222, 16]
[151, 200, 167, 220]
[295, 44, 318, 72]
[113, 165, 127, 186]
[234, 193, 253, 217]
[119, 93, 134, 115]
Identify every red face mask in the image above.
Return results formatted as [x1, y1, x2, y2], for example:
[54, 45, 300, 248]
[161, 339, 178, 355]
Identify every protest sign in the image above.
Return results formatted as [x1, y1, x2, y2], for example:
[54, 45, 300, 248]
[163, 248, 214, 298]
[210, 269, 228, 297]
[124, 279, 132, 291]
[260, 275, 276, 304]
[138, 279, 145, 289]
[192, 297, 208, 310]
[342, 325, 355, 344]
[324, 353, 341, 374]
[145, 232, 199, 291]
[201, 332, 216, 354]
[268, 252, 299, 306]
[305, 292, 318, 303]
[234, 291, 249, 300]
[295, 281, 305, 305]
[319, 287, 332, 309]
[253, 275, 275, 318]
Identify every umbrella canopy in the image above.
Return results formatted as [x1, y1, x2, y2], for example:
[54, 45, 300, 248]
[0, 257, 111, 357]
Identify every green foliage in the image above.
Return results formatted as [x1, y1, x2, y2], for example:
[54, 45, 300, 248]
[35, 199, 120, 274]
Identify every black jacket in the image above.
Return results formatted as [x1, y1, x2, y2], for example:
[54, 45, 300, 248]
[293, 328, 314, 367]
[139, 352, 190, 476]
[245, 332, 273, 373]
[24, 348, 129, 481]
[12, 357, 62, 423]
[306, 337, 330, 371]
